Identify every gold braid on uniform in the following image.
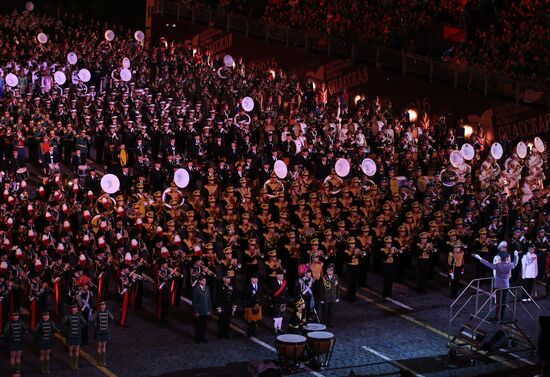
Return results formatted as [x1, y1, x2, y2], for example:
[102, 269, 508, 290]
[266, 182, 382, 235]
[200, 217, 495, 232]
[322, 275, 331, 290]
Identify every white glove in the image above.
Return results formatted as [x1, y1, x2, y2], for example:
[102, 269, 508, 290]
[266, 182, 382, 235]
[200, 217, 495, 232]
[474, 254, 481, 260]
[450, 273, 454, 280]
[336, 299, 340, 303]
[216, 307, 222, 314]
[514, 250, 519, 257]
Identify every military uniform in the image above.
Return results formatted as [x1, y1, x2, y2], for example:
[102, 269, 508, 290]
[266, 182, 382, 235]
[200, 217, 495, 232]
[448, 241, 465, 298]
[215, 276, 236, 339]
[318, 265, 339, 327]
[382, 237, 397, 298]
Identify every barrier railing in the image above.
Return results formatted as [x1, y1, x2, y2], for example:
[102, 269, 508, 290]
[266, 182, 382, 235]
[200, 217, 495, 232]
[158, 1, 550, 110]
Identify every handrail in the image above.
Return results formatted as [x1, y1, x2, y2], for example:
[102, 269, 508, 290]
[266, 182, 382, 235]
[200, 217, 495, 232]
[470, 286, 540, 335]
[449, 277, 493, 326]
[158, 1, 550, 110]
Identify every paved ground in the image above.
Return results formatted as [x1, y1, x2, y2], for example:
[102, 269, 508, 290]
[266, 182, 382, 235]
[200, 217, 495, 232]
[2, 261, 548, 377]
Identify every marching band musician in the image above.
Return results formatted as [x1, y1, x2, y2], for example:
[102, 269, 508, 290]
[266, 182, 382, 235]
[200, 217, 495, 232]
[394, 225, 411, 284]
[156, 259, 172, 322]
[448, 241, 465, 299]
[382, 236, 397, 298]
[344, 237, 360, 301]
[4, 311, 27, 375]
[473, 228, 493, 278]
[287, 297, 307, 335]
[62, 304, 87, 370]
[33, 310, 60, 374]
[415, 232, 433, 293]
[92, 301, 115, 367]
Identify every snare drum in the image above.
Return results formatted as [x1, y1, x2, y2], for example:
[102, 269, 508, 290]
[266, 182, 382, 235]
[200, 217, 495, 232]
[276, 334, 306, 369]
[78, 165, 90, 178]
[15, 168, 29, 181]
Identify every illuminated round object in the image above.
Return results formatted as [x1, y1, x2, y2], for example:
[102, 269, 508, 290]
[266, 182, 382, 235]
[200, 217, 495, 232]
[122, 57, 131, 69]
[450, 150, 464, 168]
[78, 69, 91, 82]
[5, 73, 18, 87]
[516, 142, 527, 159]
[463, 125, 474, 138]
[490, 142, 503, 160]
[54, 71, 66, 85]
[242, 97, 254, 112]
[460, 143, 475, 161]
[361, 158, 376, 176]
[406, 108, 418, 123]
[223, 55, 234, 68]
[104, 30, 115, 42]
[67, 52, 78, 65]
[174, 168, 190, 188]
[274, 160, 288, 179]
[534, 137, 545, 153]
[25, 2, 34, 11]
[101, 174, 120, 194]
[37, 32, 48, 44]
[120, 68, 132, 82]
[335, 158, 350, 177]
[134, 30, 145, 42]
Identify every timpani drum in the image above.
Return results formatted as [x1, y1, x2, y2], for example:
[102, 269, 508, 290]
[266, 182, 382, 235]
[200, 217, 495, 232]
[15, 168, 30, 181]
[303, 323, 326, 333]
[275, 334, 306, 371]
[307, 331, 335, 369]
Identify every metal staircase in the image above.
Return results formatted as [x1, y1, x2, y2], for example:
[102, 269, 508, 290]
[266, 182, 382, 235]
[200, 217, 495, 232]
[448, 278, 540, 363]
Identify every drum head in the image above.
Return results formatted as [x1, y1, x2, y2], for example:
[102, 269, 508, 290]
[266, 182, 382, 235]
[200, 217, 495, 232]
[174, 168, 190, 188]
[534, 137, 545, 153]
[304, 323, 326, 331]
[460, 143, 475, 160]
[78, 69, 91, 83]
[223, 55, 234, 68]
[274, 160, 288, 179]
[104, 30, 115, 42]
[120, 68, 132, 82]
[490, 142, 503, 160]
[242, 97, 254, 112]
[450, 150, 464, 168]
[277, 334, 306, 343]
[516, 142, 527, 159]
[307, 331, 334, 339]
[67, 52, 78, 65]
[37, 32, 48, 44]
[26, 1, 34, 11]
[5, 73, 18, 87]
[361, 158, 376, 176]
[100, 174, 120, 194]
[335, 158, 350, 177]
[122, 57, 131, 69]
[54, 71, 66, 85]
[134, 30, 145, 42]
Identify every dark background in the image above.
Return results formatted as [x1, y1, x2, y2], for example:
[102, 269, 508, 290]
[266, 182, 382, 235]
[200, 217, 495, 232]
[4, 0, 146, 28]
